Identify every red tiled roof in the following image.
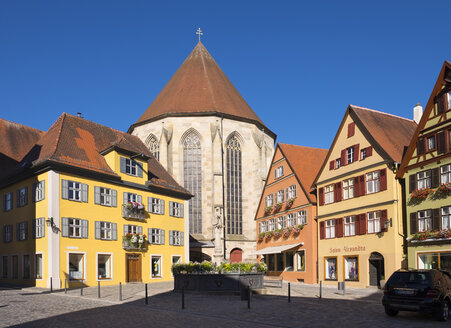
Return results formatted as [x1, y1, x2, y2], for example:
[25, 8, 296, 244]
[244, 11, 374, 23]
[350, 105, 417, 163]
[130, 42, 273, 135]
[0, 118, 44, 179]
[278, 143, 328, 202]
[1, 113, 190, 196]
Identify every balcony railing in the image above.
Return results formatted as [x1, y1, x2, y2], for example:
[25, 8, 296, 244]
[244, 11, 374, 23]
[122, 204, 147, 221]
[122, 237, 147, 251]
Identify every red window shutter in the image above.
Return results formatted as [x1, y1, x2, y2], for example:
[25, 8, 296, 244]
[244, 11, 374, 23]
[366, 146, 373, 157]
[359, 214, 366, 235]
[417, 138, 425, 155]
[431, 168, 439, 188]
[354, 176, 360, 197]
[353, 144, 359, 162]
[341, 149, 347, 166]
[437, 131, 446, 154]
[335, 182, 342, 202]
[347, 122, 355, 138]
[409, 174, 417, 193]
[437, 94, 446, 114]
[355, 215, 360, 234]
[381, 210, 388, 232]
[379, 169, 387, 191]
[336, 218, 343, 238]
[359, 175, 365, 195]
[329, 161, 335, 170]
[410, 212, 417, 235]
[320, 221, 325, 239]
[319, 188, 324, 206]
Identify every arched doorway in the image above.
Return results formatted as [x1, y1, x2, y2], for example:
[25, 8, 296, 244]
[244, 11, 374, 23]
[369, 252, 385, 288]
[230, 248, 243, 263]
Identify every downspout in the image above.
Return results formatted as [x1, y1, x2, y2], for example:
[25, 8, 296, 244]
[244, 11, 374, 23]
[221, 115, 227, 260]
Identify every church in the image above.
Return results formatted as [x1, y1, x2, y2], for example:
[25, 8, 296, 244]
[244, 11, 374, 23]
[128, 40, 276, 263]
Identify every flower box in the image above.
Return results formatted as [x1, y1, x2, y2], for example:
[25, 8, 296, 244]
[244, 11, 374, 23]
[409, 229, 451, 242]
[122, 203, 146, 220]
[274, 203, 283, 212]
[122, 234, 147, 251]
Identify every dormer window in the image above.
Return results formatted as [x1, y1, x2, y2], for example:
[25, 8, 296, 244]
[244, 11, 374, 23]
[120, 156, 143, 177]
[275, 166, 284, 179]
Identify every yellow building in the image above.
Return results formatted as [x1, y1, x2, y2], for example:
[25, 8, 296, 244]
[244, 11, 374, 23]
[0, 114, 191, 288]
[312, 105, 416, 288]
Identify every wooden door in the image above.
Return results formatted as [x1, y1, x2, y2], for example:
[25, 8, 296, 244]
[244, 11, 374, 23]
[230, 248, 242, 263]
[126, 254, 142, 282]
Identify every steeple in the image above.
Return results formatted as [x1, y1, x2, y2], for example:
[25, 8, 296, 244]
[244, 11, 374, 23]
[130, 42, 272, 135]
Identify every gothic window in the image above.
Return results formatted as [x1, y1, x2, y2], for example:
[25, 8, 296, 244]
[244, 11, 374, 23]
[183, 133, 202, 234]
[226, 135, 242, 235]
[146, 135, 160, 160]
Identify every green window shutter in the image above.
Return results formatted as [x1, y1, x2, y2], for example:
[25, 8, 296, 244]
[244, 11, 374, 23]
[410, 213, 417, 235]
[432, 208, 440, 230]
[61, 180, 69, 199]
[120, 157, 126, 173]
[112, 223, 117, 240]
[95, 221, 101, 239]
[81, 184, 88, 203]
[111, 190, 117, 207]
[61, 218, 69, 237]
[94, 187, 100, 205]
[82, 220, 88, 238]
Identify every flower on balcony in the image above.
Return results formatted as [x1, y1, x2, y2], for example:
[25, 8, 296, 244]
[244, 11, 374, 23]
[123, 233, 147, 249]
[273, 229, 283, 238]
[283, 227, 292, 238]
[265, 231, 274, 239]
[274, 203, 283, 212]
[264, 206, 273, 214]
[285, 198, 294, 209]
[292, 224, 305, 235]
[431, 183, 451, 199]
[409, 188, 433, 204]
[126, 201, 145, 211]
[409, 229, 451, 241]
[258, 232, 265, 242]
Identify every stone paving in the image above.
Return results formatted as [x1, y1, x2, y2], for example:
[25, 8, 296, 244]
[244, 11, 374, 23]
[0, 281, 449, 327]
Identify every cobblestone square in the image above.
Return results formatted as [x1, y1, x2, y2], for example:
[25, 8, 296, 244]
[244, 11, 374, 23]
[1, 281, 448, 327]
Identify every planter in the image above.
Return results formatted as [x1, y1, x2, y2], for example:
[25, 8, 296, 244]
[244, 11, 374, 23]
[122, 204, 146, 221]
[122, 238, 147, 251]
[173, 272, 264, 292]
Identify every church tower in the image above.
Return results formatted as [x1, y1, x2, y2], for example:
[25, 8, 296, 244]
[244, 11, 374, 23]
[128, 41, 276, 263]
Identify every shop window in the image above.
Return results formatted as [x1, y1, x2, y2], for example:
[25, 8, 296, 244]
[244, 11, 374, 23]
[277, 253, 284, 271]
[23, 255, 30, 280]
[285, 252, 294, 271]
[296, 250, 305, 272]
[97, 254, 112, 279]
[35, 254, 43, 279]
[325, 257, 337, 280]
[267, 254, 275, 271]
[69, 253, 84, 280]
[151, 256, 162, 278]
[344, 256, 358, 281]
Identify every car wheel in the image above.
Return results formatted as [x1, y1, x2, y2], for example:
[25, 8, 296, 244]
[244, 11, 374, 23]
[384, 305, 398, 317]
[436, 300, 449, 321]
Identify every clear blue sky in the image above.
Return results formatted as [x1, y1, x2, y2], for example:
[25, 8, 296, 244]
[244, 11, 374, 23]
[1, 1, 450, 150]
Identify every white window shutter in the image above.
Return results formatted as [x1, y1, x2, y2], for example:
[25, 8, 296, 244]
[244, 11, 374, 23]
[42, 180, 45, 200]
[123, 192, 128, 204]
[82, 220, 88, 238]
[111, 190, 117, 207]
[123, 225, 128, 235]
[161, 200, 165, 215]
[169, 231, 173, 245]
[81, 184, 88, 203]
[120, 157, 126, 173]
[147, 197, 152, 213]
[94, 187, 100, 204]
[148, 228, 152, 244]
[112, 223, 117, 240]
[40, 218, 45, 238]
[181, 232, 184, 246]
[61, 180, 68, 199]
[95, 221, 101, 239]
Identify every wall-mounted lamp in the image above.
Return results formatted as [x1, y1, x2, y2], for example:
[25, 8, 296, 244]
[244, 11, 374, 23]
[46, 217, 55, 228]
[384, 218, 393, 229]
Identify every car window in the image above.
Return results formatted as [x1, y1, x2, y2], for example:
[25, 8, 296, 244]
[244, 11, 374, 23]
[388, 272, 432, 285]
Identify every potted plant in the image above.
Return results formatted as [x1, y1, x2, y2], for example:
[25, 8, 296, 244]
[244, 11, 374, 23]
[265, 231, 274, 240]
[410, 187, 432, 202]
[432, 183, 451, 199]
[264, 206, 273, 214]
[285, 198, 294, 209]
[258, 232, 265, 242]
[274, 203, 283, 212]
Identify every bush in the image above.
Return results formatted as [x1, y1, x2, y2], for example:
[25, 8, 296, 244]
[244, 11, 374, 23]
[172, 261, 267, 274]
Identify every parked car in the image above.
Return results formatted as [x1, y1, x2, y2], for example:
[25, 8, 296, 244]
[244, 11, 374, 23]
[382, 269, 451, 321]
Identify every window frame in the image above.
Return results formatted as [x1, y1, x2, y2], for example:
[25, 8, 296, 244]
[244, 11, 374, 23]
[297, 210, 307, 225]
[417, 170, 431, 189]
[4, 224, 13, 243]
[34, 181, 45, 202]
[360, 148, 367, 160]
[427, 135, 436, 151]
[96, 253, 113, 281]
[125, 158, 138, 176]
[295, 250, 306, 272]
[442, 206, 450, 230]
[287, 185, 297, 199]
[324, 257, 338, 281]
[417, 210, 432, 232]
[367, 211, 381, 234]
[366, 170, 380, 194]
[417, 251, 451, 270]
[17, 221, 27, 241]
[275, 166, 284, 179]
[342, 178, 354, 200]
[67, 252, 86, 281]
[324, 184, 334, 204]
[265, 194, 274, 207]
[171, 255, 182, 277]
[268, 218, 275, 231]
[148, 197, 164, 215]
[4, 192, 12, 211]
[441, 164, 451, 184]
[149, 228, 165, 245]
[35, 253, 43, 280]
[169, 230, 184, 246]
[169, 201, 184, 218]
[22, 254, 31, 280]
[343, 256, 359, 281]
[344, 216, 356, 237]
[151, 255, 163, 279]
[347, 147, 354, 164]
[17, 187, 27, 207]
[68, 181, 82, 201]
[325, 219, 335, 239]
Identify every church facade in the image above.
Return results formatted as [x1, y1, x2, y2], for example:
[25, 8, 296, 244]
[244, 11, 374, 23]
[129, 42, 276, 263]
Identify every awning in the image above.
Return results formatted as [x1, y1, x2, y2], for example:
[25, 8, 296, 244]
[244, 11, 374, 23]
[255, 242, 304, 255]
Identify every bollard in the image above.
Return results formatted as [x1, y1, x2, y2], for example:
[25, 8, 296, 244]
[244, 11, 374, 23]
[98, 281, 101, 298]
[119, 282, 122, 301]
[145, 283, 148, 305]
[288, 282, 291, 303]
[50, 277, 53, 293]
[247, 286, 250, 309]
[343, 282, 346, 296]
[64, 279, 67, 294]
[182, 286, 185, 309]
[80, 280, 83, 296]
[320, 281, 323, 299]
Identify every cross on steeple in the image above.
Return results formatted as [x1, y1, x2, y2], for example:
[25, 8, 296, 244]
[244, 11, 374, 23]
[196, 28, 203, 42]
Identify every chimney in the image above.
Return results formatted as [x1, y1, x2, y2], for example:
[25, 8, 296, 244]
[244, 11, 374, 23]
[77, 112, 83, 118]
[413, 103, 422, 124]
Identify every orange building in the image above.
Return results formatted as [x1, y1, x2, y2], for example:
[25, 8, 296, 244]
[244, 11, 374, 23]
[255, 143, 327, 283]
